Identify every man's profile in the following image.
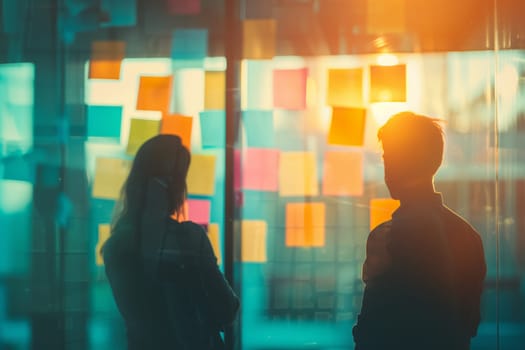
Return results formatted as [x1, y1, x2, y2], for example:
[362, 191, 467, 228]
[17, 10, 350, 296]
[353, 112, 486, 350]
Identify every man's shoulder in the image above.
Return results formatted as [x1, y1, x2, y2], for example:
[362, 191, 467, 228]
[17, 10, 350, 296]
[441, 205, 483, 241]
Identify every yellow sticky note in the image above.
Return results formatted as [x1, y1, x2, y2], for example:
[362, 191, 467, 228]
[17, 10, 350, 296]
[366, 0, 406, 34]
[89, 41, 126, 80]
[241, 220, 267, 262]
[369, 198, 400, 230]
[160, 114, 193, 150]
[322, 151, 364, 196]
[92, 157, 131, 200]
[279, 152, 318, 197]
[96, 224, 111, 265]
[327, 107, 367, 146]
[326, 68, 363, 107]
[208, 223, 222, 265]
[204, 71, 225, 110]
[369, 65, 407, 102]
[242, 19, 276, 59]
[126, 118, 160, 155]
[187, 154, 216, 195]
[286, 202, 326, 247]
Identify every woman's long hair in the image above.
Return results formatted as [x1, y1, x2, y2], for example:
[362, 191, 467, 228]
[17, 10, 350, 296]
[106, 134, 191, 251]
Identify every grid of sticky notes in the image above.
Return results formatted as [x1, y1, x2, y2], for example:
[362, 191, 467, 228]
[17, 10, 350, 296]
[286, 202, 326, 247]
[92, 157, 131, 199]
[369, 198, 400, 230]
[241, 220, 267, 262]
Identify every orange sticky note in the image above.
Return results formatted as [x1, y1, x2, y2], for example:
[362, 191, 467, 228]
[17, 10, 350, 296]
[327, 107, 367, 146]
[369, 65, 406, 102]
[366, 0, 406, 34]
[241, 220, 267, 262]
[242, 19, 276, 59]
[286, 202, 326, 247]
[89, 41, 126, 80]
[160, 114, 193, 150]
[279, 152, 318, 197]
[322, 151, 364, 196]
[96, 224, 111, 265]
[92, 157, 131, 200]
[369, 198, 400, 230]
[126, 118, 160, 155]
[208, 223, 222, 264]
[204, 71, 225, 110]
[326, 68, 363, 107]
[186, 154, 216, 195]
[136, 76, 173, 112]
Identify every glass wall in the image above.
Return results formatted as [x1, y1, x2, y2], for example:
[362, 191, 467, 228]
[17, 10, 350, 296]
[0, 0, 524, 349]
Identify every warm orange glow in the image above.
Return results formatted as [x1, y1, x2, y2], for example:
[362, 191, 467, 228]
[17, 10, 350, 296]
[242, 19, 277, 59]
[286, 202, 326, 247]
[326, 68, 364, 107]
[327, 107, 367, 146]
[376, 53, 399, 66]
[369, 198, 400, 230]
[322, 151, 364, 196]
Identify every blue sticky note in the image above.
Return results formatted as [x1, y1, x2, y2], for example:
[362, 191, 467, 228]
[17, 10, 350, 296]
[87, 105, 122, 140]
[242, 110, 274, 148]
[101, 0, 137, 27]
[171, 29, 208, 67]
[199, 111, 225, 148]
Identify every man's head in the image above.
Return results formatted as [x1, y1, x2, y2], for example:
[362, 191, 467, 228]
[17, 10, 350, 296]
[378, 111, 444, 199]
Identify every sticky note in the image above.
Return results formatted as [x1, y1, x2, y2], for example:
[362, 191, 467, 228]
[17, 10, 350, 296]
[369, 65, 406, 102]
[96, 224, 111, 265]
[204, 71, 225, 110]
[242, 19, 276, 59]
[171, 29, 207, 61]
[366, 0, 406, 34]
[327, 107, 367, 146]
[87, 105, 122, 139]
[160, 114, 193, 150]
[241, 220, 267, 262]
[279, 152, 318, 197]
[242, 110, 274, 148]
[369, 198, 400, 230]
[199, 111, 225, 148]
[322, 151, 364, 196]
[242, 148, 279, 191]
[136, 76, 173, 112]
[126, 118, 160, 155]
[208, 223, 222, 264]
[88, 41, 126, 80]
[326, 68, 363, 107]
[92, 157, 131, 199]
[187, 199, 211, 225]
[187, 154, 216, 196]
[101, 0, 137, 27]
[286, 202, 326, 247]
[242, 60, 273, 109]
[168, 0, 201, 14]
[273, 68, 308, 110]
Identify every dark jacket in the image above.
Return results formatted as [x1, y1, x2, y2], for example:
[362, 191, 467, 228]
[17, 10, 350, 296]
[103, 219, 239, 350]
[353, 193, 486, 350]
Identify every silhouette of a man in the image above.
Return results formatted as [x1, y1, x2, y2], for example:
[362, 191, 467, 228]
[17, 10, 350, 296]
[353, 112, 486, 350]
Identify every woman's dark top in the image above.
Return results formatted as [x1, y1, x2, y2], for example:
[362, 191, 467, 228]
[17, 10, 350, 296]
[103, 219, 239, 350]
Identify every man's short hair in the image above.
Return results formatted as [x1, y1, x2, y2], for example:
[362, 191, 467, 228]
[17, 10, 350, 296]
[378, 111, 444, 177]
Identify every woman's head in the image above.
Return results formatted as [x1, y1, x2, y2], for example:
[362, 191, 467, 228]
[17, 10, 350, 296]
[118, 134, 191, 222]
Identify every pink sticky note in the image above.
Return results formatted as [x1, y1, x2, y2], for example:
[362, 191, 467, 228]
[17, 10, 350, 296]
[273, 68, 308, 110]
[187, 199, 211, 225]
[242, 148, 279, 191]
[168, 0, 201, 14]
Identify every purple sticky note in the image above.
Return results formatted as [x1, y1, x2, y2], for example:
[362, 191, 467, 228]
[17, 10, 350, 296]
[187, 199, 211, 224]
[242, 148, 279, 191]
